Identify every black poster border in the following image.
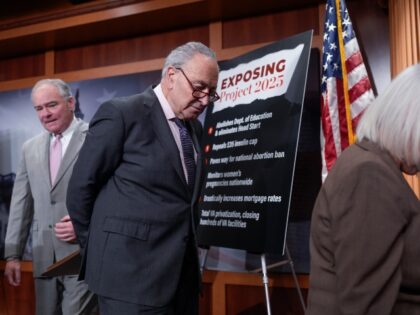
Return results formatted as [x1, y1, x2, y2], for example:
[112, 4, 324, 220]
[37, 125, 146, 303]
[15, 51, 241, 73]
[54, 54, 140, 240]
[197, 30, 313, 255]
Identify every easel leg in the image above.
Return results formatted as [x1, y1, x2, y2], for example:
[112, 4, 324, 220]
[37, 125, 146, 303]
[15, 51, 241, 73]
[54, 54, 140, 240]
[200, 247, 209, 275]
[260, 254, 272, 315]
[286, 246, 306, 312]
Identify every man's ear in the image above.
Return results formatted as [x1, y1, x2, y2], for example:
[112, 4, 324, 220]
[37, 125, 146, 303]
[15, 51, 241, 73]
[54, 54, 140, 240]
[166, 66, 177, 89]
[67, 96, 76, 112]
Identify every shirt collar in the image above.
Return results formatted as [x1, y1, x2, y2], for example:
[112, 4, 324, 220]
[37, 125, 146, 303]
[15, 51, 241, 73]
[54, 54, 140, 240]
[51, 116, 77, 138]
[153, 84, 177, 121]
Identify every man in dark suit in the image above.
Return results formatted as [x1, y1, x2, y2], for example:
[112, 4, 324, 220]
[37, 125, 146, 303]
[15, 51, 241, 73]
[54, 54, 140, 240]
[4, 79, 97, 315]
[67, 41, 219, 315]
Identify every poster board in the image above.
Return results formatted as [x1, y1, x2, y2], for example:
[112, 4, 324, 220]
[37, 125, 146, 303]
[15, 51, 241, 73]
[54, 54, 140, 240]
[197, 31, 313, 255]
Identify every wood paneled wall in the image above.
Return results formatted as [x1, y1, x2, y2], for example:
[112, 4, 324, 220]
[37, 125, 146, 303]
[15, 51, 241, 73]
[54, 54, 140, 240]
[0, 3, 322, 92]
[0, 262, 35, 315]
[221, 7, 319, 48]
[55, 25, 211, 72]
[0, 1, 394, 314]
[0, 262, 307, 315]
[389, 0, 420, 77]
[389, 0, 420, 197]
[0, 54, 45, 82]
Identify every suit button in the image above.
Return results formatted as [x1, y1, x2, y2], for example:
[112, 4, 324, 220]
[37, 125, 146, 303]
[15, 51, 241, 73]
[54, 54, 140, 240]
[51, 201, 56, 205]
[48, 225, 52, 229]
[183, 235, 190, 242]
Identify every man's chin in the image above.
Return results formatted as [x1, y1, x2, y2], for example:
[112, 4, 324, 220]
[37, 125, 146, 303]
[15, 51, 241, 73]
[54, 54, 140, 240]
[180, 112, 194, 121]
[183, 108, 203, 120]
[43, 123, 59, 134]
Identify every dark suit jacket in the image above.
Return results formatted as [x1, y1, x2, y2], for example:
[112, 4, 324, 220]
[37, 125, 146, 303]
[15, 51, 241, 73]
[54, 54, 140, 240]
[306, 140, 420, 315]
[67, 87, 203, 307]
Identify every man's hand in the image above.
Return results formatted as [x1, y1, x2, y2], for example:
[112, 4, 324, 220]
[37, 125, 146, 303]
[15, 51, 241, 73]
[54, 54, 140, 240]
[54, 215, 77, 242]
[4, 259, 21, 287]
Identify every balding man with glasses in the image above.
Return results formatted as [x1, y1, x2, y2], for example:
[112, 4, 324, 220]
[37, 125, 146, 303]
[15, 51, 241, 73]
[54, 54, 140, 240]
[67, 42, 219, 315]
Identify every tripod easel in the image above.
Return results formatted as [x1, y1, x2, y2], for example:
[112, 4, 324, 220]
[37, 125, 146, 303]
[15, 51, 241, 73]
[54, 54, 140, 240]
[200, 245, 306, 315]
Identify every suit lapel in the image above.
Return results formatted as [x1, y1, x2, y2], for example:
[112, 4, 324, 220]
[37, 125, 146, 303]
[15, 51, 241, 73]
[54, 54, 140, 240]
[52, 120, 87, 190]
[38, 133, 52, 188]
[146, 92, 187, 189]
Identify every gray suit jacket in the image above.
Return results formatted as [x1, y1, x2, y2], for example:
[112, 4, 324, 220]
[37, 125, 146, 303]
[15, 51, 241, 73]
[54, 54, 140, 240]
[307, 140, 420, 315]
[5, 119, 88, 277]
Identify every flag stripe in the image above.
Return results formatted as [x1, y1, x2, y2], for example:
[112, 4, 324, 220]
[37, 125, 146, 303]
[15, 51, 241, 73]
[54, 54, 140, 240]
[349, 76, 372, 103]
[336, 81, 350, 150]
[321, 106, 338, 171]
[343, 37, 359, 59]
[320, 0, 375, 181]
[347, 62, 369, 89]
[345, 51, 363, 74]
[351, 89, 374, 118]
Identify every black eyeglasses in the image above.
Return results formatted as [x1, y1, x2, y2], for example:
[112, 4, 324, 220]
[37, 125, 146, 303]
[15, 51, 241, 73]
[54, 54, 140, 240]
[175, 67, 220, 102]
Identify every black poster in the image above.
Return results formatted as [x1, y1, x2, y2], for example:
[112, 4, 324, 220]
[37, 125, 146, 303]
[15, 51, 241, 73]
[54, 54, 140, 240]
[197, 31, 313, 254]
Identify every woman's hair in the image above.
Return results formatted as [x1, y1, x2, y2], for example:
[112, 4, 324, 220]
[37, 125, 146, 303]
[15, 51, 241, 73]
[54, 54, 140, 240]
[357, 63, 420, 169]
[162, 42, 217, 77]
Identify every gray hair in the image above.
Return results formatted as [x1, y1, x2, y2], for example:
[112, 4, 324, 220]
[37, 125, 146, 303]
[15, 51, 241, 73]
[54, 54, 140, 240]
[31, 78, 73, 102]
[356, 63, 420, 169]
[162, 42, 217, 77]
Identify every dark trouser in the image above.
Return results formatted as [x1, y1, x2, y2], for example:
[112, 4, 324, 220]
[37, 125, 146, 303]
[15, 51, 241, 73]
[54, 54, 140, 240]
[98, 242, 199, 315]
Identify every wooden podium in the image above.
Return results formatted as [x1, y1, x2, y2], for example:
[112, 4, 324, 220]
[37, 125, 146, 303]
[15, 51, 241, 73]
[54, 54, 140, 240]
[41, 250, 81, 277]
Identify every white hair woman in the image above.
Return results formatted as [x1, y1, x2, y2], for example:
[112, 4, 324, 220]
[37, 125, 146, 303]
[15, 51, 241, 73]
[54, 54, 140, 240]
[306, 63, 420, 315]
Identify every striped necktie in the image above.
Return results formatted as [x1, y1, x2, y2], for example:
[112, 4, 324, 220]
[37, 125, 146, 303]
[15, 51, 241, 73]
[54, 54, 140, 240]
[174, 119, 196, 191]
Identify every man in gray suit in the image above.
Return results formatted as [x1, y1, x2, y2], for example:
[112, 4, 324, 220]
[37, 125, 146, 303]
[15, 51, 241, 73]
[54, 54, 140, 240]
[4, 79, 97, 315]
[67, 42, 219, 315]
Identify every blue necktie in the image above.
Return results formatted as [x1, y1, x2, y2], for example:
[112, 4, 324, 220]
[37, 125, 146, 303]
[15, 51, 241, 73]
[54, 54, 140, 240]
[174, 118, 196, 191]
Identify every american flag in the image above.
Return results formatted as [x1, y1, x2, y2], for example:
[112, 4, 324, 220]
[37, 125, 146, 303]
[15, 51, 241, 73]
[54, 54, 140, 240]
[321, 0, 375, 180]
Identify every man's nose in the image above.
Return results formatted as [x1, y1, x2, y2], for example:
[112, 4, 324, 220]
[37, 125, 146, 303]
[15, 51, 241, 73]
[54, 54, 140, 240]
[199, 94, 211, 106]
[39, 107, 51, 118]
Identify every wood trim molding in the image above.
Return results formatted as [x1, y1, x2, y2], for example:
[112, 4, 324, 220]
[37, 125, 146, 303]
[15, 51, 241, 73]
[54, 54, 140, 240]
[45, 51, 55, 76]
[318, 3, 325, 36]
[203, 270, 309, 288]
[0, 34, 322, 92]
[203, 270, 308, 315]
[0, 58, 165, 92]
[0, 261, 309, 287]
[0, 0, 203, 40]
[0, 0, 143, 30]
[0, 261, 33, 273]
[0, 262, 308, 315]
[209, 21, 222, 53]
